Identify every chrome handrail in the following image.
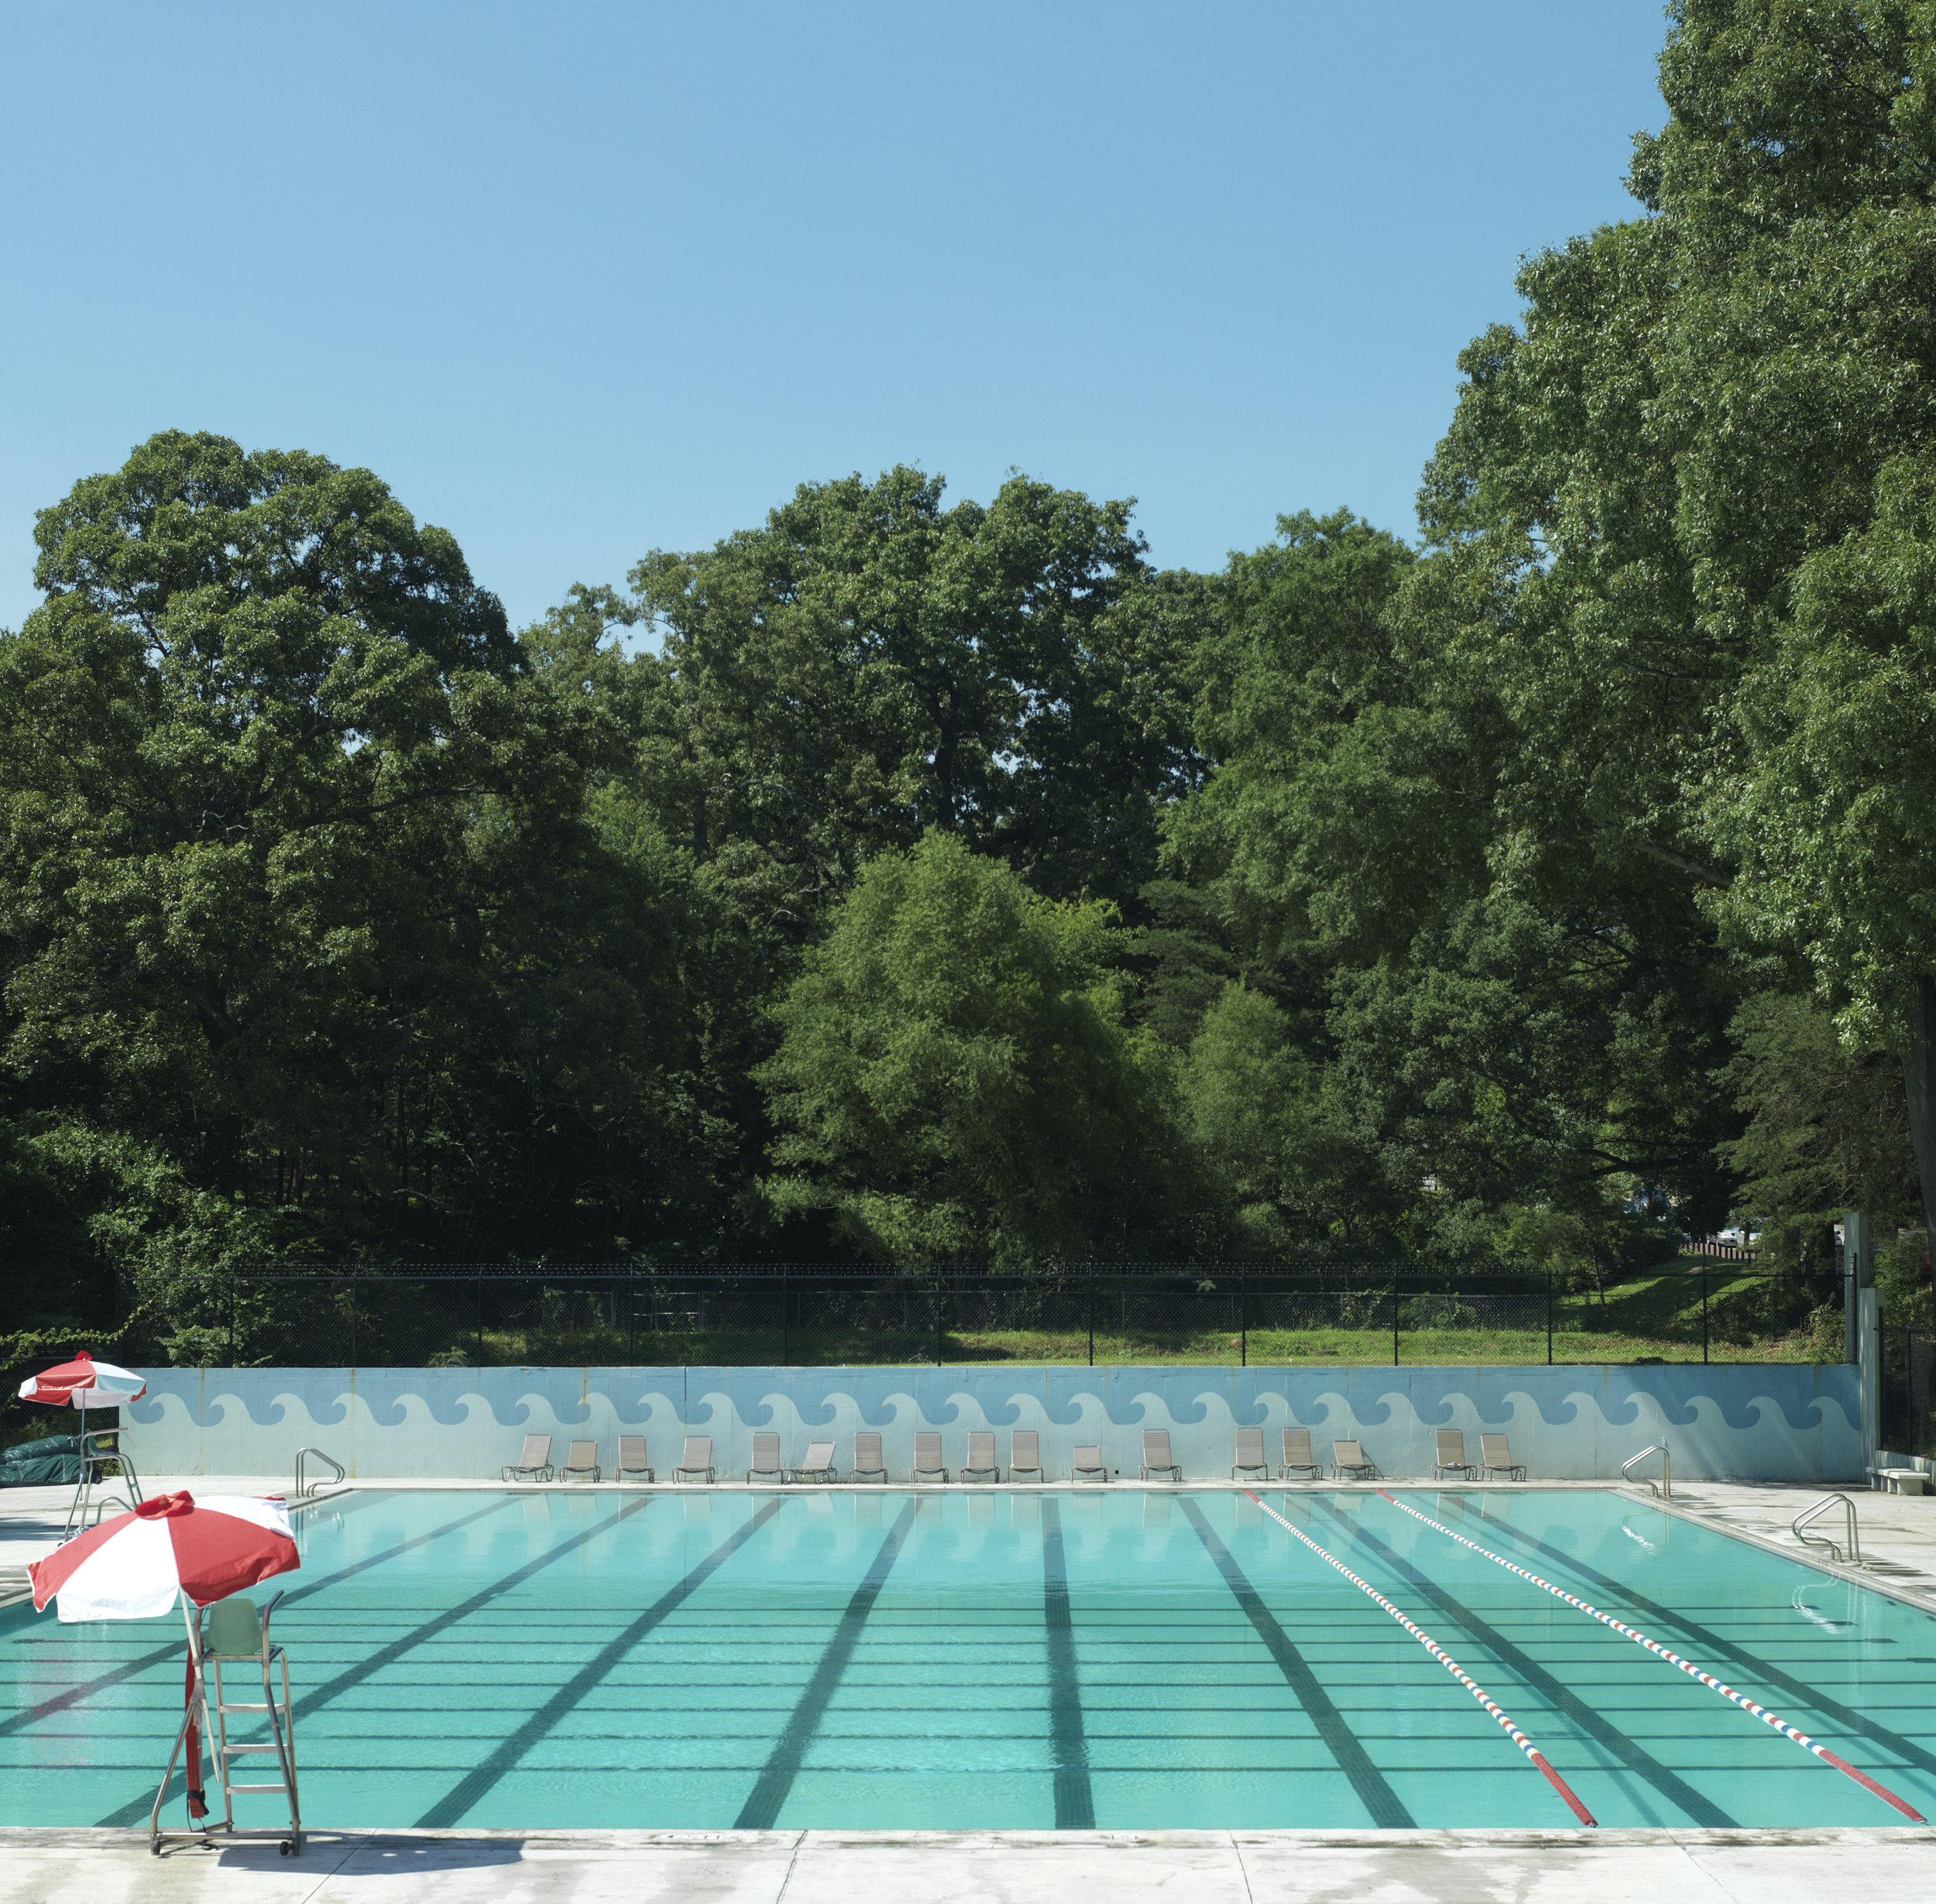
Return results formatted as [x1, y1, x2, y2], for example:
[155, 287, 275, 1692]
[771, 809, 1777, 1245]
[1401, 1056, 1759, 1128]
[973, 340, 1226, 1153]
[1621, 1444, 1671, 1499]
[294, 1448, 345, 1499]
[1794, 1492, 1863, 1566]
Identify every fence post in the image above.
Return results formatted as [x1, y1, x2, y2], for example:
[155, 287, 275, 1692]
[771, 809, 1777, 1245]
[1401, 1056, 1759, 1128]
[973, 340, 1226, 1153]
[475, 1271, 484, 1367]
[1546, 1267, 1553, 1366]
[627, 1268, 635, 1364]
[782, 1265, 790, 1367]
[1392, 1272, 1399, 1366]
[349, 1268, 358, 1369]
[1241, 1267, 1248, 1368]
[228, 1274, 235, 1365]
[935, 1274, 943, 1367]
[1087, 1264, 1095, 1367]
[1701, 1264, 1709, 1365]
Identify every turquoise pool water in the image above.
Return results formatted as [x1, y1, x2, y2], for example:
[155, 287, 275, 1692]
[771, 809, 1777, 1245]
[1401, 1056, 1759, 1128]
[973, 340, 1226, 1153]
[4, 1486, 1934, 1831]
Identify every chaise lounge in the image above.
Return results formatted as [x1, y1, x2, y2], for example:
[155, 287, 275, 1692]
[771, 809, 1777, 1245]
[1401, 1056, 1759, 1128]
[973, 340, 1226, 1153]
[1433, 1430, 1476, 1480]
[790, 1439, 838, 1483]
[1279, 1428, 1322, 1480]
[963, 1432, 1000, 1483]
[1071, 1443, 1107, 1482]
[1009, 1431, 1044, 1482]
[747, 1432, 784, 1484]
[1141, 1430, 1183, 1482]
[674, 1436, 716, 1483]
[1232, 1427, 1269, 1480]
[561, 1439, 601, 1483]
[850, 1432, 887, 1483]
[911, 1432, 949, 1483]
[616, 1436, 654, 1483]
[1480, 1433, 1527, 1481]
[503, 1434, 554, 1483]
[1331, 1438, 1378, 1481]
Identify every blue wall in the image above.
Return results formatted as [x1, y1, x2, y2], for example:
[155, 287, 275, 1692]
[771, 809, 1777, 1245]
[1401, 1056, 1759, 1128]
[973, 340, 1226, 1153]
[126, 1362, 1859, 1484]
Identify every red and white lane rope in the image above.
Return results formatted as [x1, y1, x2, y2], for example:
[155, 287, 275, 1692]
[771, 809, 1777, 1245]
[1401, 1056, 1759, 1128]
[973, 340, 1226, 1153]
[1376, 1490, 1927, 1823]
[1241, 1488, 1596, 1826]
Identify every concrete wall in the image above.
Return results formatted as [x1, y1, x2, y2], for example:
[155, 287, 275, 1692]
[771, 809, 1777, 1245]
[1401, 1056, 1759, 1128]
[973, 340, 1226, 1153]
[125, 1362, 1860, 1484]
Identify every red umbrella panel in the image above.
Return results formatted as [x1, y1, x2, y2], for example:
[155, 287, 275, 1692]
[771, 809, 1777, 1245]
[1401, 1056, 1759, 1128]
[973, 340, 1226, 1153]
[17, 1349, 146, 1408]
[29, 1492, 297, 1621]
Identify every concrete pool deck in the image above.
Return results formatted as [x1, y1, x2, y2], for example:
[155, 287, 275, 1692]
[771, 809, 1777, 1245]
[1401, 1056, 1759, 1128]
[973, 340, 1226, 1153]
[5, 1824, 1936, 1903]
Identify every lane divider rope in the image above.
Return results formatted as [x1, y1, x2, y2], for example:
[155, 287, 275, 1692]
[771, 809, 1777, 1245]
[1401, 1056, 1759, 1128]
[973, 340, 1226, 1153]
[1241, 1488, 1596, 1826]
[1376, 1489, 1927, 1823]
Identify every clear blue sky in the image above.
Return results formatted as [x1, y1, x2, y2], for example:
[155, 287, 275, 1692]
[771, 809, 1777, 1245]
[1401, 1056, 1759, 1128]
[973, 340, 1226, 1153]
[0, 2, 1669, 636]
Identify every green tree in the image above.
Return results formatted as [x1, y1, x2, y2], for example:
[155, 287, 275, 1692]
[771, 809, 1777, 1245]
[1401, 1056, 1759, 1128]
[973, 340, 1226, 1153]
[1178, 983, 1390, 1248]
[627, 466, 1201, 928]
[1717, 990, 1921, 1271]
[0, 431, 750, 1267]
[759, 831, 1189, 1261]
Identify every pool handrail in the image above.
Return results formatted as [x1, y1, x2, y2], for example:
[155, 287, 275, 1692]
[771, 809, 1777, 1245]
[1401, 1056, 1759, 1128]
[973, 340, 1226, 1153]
[1793, 1491, 1863, 1566]
[1621, 1444, 1671, 1499]
[294, 1446, 344, 1499]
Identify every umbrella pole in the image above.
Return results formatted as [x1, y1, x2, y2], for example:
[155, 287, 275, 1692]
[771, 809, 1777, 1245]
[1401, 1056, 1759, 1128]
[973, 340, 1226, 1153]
[63, 1401, 87, 1539]
[148, 1600, 211, 1855]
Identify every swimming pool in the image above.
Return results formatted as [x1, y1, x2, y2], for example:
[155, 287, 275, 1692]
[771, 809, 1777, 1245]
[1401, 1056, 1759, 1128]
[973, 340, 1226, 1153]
[4, 1486, 1934, 1831]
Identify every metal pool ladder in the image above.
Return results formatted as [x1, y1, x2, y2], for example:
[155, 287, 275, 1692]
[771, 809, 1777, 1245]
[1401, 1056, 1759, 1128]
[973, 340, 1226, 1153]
[1794, 1493, 1864, 1566]
[294, 1448, 344, 1499]
[1622, 1444, 1671, 1499]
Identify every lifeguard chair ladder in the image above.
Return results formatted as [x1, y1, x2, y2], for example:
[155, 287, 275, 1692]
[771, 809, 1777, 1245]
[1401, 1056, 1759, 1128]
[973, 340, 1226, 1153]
[149, 1590, 301, 1857]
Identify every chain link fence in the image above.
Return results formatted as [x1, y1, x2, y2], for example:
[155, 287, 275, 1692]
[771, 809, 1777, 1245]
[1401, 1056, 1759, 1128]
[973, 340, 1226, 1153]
[112, 1257, 1838, 1369]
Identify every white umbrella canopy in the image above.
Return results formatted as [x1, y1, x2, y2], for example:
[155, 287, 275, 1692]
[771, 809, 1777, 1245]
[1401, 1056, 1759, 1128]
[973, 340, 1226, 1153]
[17, 1350, 147, 1408]
[29, 1491, 299, 1622]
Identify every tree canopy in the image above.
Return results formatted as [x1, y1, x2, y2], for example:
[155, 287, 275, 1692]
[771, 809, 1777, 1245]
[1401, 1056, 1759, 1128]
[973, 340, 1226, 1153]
[8, 0, 1936, 1333]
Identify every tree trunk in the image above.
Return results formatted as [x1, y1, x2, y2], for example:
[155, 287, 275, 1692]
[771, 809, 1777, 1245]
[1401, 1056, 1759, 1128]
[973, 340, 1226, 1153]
[1903, 975, 1936, 1274]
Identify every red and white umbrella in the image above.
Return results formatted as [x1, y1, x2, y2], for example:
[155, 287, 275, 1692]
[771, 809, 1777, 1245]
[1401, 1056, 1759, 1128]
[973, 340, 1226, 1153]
[17, 1349, 147, 1408]
[29, 1491, 299, 1622]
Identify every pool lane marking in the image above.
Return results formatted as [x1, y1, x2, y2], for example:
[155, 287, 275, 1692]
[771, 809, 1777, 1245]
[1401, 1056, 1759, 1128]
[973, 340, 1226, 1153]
[99, 1491, 640, 1827]
[1041, 1497, 1097, 1828]
[1178, 1497, 1415, 1826]
[417, 1494, 788, 1828]
[1380, 1491, 1927, 1823]
[735, 1497, 924, 1829]
[1241, 1490, 1595, 1827]
[1467, 1504, 1936, 1785]
[3, 1494, 521, 1746]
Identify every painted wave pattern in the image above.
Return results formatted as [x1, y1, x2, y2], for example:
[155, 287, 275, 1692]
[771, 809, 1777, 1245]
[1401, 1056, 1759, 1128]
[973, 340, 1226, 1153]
[125, 1364, 1859, 1483]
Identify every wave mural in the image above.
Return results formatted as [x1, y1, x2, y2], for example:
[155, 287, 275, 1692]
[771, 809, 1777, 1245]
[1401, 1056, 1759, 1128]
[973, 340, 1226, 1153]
[124, 1363, 1859, 1484]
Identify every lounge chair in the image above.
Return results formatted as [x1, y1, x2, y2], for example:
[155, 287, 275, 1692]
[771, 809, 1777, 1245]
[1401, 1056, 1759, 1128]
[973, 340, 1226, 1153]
[1232, 1427, 1268, 1480]
[911, 1432, 949, 1482]
[1071, 1443, 1107, 1482]
[674, 1436, 716, 1483]
[963, 1432, 999, 1483]
[616, 1436, 654, 1483]
[1141, 1430, 1182, 1482]
[850, 1432, 887, 1484]
[561, 1439, 601, 1483]
[502, 1433, 554, 1483]
[1280, 1428, 1322, 1480]
[791, 1439, 837, 1483]
[747, 1432, 784, 1484]
[1010, 1431, 1043, 1481]
[1480, 1434, 1527, 1481]
[1332, 1438, 1378, 1481]
[1433, 1430, 1476, 1480]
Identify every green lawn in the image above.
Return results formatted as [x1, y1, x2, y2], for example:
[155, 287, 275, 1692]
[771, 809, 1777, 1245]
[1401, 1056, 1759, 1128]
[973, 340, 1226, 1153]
[434, 1263, 1828, 1368]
